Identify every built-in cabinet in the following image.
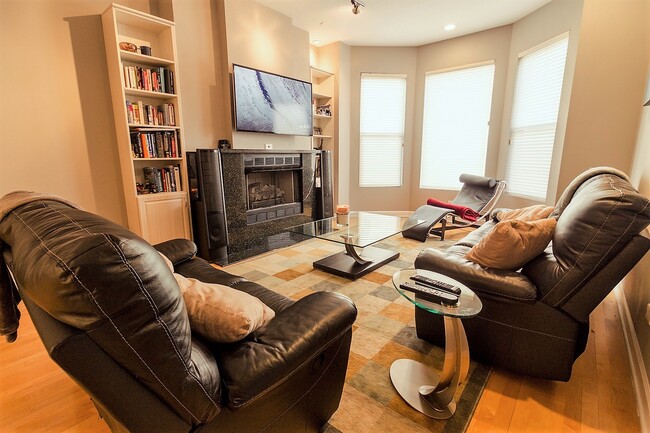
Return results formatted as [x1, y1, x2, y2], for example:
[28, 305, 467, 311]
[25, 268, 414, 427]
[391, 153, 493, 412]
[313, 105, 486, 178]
[311, 67, 335, 150]
[102, 4, 191, 244]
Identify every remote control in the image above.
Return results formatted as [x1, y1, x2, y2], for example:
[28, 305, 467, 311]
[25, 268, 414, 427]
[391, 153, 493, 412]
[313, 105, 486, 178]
[409, 275, 462, 295]
[399, 282, 459, 305]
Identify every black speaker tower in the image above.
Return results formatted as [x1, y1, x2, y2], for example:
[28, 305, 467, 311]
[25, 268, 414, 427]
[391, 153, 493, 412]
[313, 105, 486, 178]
[315, 150, 334, 219]
[186, 149, 228, 263]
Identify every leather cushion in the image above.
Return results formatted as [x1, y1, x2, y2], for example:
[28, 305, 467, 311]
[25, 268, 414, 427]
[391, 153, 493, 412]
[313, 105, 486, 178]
[466, 218, 557, 270]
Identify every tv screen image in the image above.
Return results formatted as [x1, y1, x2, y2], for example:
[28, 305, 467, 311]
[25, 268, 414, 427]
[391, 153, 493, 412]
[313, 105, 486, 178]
[233, 64, 313, 136]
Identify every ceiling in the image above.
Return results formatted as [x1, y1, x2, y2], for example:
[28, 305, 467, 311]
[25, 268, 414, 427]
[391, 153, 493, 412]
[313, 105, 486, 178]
[254, 0, 553, 47]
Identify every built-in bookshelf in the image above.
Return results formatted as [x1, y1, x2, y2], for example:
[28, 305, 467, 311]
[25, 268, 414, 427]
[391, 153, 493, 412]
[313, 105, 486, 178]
[102, 4, 191, 244]
[311, 67, 334, 150]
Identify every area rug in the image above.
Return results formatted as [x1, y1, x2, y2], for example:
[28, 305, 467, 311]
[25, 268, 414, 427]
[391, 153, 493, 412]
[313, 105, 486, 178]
[222, 233, 491, 433]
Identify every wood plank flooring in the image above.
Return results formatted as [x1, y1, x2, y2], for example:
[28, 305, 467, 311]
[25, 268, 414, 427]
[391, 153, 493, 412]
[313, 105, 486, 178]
[0, 242, 642, 432]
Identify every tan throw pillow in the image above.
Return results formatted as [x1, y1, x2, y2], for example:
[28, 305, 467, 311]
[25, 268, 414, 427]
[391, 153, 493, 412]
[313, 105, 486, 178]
[466, 218, 557, 270]
[496, 205, 554, 222]
[159, 253, 275, 343]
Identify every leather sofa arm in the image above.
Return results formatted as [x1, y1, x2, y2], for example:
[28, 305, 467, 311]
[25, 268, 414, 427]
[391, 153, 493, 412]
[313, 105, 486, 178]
[415, 247, 538, 303]
[154, 239, 197, 266]
[216, 291, 357, 409]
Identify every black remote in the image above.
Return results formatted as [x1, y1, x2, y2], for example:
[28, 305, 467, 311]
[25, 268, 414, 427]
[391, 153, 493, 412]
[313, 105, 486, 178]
[410, 275, 462, 295]
[399, 282, 459, 305]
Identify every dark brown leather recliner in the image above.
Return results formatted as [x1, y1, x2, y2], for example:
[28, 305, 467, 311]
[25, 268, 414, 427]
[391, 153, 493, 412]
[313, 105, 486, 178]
[413, 167, 650, 381]
[0, 199, 357, 432]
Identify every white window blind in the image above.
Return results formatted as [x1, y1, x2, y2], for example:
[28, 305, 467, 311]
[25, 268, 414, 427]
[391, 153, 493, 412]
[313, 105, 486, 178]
[359, 74, 406, 187]
[419, 63, 495, 190]
[505, 35, 569, 200]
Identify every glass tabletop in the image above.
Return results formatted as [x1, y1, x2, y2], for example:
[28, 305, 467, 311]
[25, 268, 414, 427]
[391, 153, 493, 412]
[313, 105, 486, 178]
[393, 269, 482, 318]
[286, 211, 425, 248]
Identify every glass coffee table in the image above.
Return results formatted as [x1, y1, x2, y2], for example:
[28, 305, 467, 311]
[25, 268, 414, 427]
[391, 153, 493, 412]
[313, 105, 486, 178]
[286, 212, 424, 279]
[391, 268, 482, 419]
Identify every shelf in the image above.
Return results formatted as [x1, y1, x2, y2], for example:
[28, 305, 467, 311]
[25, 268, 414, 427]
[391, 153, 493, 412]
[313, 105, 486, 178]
[136, 191, 186, 200]
[125, 88, 176, 99]
[121, 51, 174, 66]
[128, 124, 180, 130]
[311, 67, 333, 80]
[313, 135, 332, 139]
[133, 157, 183, 161]
[312, 91, 331, 100]
[313, 114, 332, 119]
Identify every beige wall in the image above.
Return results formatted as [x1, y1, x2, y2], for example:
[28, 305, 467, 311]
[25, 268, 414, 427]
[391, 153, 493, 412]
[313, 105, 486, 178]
[496, 0, 583, 208]
[348, 47, 418, 211]
[0, 0, 140, 225]
[625, 0, 650, 396]
[173, 0, 230, 150]
[558, 0, 648, 195]
[410, 26, 513, 209]
[223, 0, 312, 150]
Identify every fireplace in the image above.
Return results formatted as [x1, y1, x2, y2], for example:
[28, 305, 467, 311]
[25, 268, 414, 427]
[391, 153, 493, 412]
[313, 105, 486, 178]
[244, 153, 303, 224]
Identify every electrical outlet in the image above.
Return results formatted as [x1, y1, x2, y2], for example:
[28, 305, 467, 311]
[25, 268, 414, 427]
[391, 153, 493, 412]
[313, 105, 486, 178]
[265, 143, 273, 149]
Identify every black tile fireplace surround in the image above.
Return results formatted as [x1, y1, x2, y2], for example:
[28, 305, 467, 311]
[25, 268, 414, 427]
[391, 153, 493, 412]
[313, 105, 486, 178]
[219, 149, 322, 263]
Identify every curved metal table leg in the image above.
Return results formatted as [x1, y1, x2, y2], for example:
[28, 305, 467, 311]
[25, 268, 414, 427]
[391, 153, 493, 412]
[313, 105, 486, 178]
[344, 243, 371, 265]
[390, 316, 468, 419]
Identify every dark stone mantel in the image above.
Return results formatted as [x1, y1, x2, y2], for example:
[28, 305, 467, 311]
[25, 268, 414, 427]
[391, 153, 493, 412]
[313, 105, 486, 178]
[220, 149, 319, 262]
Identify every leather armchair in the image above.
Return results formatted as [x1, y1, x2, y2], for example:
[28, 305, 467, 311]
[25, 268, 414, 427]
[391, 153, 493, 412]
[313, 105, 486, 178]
[413, 167, 650, 381]
[0, 199, 357, 432]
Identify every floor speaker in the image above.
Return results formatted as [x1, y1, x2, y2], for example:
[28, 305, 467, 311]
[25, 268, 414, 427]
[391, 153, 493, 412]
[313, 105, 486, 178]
[316, 150, 334, 219]
[186, 150, 228, 263]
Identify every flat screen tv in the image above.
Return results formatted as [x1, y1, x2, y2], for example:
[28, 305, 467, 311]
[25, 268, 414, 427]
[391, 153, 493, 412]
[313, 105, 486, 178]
[233, 64, 313, 136]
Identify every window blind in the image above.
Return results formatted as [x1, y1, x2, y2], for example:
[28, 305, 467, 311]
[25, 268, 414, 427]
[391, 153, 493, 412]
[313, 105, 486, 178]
[419, 63, 495, 190]
[505, 35, 569, 200]
[359, 74, 406, 187]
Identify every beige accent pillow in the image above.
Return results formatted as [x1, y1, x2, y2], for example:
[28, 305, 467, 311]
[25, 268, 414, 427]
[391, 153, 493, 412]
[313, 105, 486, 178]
[466, 218, 557, 270]
[159, 253, 275, 343]
[496, 205, 554, 222]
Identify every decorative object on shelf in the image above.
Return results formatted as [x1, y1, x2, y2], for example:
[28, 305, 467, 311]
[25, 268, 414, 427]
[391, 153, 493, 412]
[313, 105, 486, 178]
[218, 139, 231, 150]
[316, 104, 331, 116]
[313, 126, 322, 136]
[139, 45, 152, 56]
[119, 42, 137, 52]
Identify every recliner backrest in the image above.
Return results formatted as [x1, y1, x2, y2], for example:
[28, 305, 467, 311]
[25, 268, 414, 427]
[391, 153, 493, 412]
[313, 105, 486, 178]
[522, 168, 650, 319]
[0, 201, 221, 425]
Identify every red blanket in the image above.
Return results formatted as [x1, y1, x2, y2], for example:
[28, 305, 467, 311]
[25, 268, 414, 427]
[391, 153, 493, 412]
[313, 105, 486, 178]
[426, 198, 480, 222]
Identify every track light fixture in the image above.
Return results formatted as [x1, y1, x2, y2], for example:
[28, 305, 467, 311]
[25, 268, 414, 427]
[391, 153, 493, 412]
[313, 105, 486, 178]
[351, 0, 365, 15]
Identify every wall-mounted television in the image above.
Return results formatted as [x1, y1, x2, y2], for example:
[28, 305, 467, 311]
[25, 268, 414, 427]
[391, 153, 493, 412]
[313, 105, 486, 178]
[233, 64, 313, 136]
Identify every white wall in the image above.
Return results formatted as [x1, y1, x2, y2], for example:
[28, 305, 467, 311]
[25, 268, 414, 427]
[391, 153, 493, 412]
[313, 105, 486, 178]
[223, 0, 312, 150]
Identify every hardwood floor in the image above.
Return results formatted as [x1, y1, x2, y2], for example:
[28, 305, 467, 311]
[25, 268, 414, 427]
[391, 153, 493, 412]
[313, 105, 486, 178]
[0, 263, 642, 433]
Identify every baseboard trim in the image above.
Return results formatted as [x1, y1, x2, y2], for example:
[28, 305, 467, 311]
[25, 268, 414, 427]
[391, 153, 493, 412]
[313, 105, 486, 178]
[615, 285, 650, 433]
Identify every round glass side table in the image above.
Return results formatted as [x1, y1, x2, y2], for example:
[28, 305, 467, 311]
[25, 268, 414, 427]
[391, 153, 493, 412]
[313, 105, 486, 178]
[391, 268, 482, 419]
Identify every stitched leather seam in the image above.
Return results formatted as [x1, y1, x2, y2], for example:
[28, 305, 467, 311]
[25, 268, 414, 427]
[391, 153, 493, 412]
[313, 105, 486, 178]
[103, 236, 220, 410]
[476, 316, 576, 342]
[470, 285, 536, 302]
[540, 176, 623, 303]
[47, 204, 220, 412]
[12, 210, 204, 423]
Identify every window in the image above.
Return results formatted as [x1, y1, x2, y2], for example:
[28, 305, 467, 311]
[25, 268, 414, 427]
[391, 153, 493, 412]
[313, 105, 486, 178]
[505, 34, 569, 200]
[359, 74, 406, 187]
[419, 63, 495, 190]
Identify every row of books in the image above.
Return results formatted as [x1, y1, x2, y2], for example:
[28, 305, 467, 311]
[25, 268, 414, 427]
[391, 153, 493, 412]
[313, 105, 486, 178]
[142, 165, 181, 194]
[130, 130, 179, 159]
[126, 100, 176, 126]
[123, 65, 175, 94]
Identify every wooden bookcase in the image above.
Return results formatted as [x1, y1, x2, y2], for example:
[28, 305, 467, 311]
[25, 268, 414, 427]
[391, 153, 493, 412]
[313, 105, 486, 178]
[311, 67, 334, 150]
[102, 4, 191, 244]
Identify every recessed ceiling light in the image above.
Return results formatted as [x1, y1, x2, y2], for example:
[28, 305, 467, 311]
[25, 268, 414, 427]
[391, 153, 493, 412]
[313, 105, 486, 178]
[444, 24, 456, 31]
[313, 40, 321, 45]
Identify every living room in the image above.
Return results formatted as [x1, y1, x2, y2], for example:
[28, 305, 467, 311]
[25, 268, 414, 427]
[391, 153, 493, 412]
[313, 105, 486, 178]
[1, 0, 649, 432]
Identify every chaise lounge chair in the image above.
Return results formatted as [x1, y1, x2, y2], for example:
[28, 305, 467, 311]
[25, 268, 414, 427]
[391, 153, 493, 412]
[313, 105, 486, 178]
[403, 174, 506, 242]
